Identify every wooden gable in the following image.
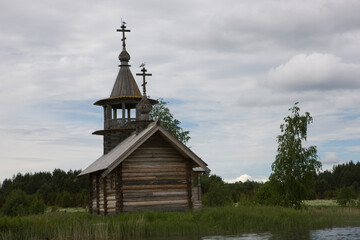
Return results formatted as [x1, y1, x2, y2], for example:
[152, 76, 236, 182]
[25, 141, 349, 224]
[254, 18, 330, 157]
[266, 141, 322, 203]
[119, 132, 193, 212]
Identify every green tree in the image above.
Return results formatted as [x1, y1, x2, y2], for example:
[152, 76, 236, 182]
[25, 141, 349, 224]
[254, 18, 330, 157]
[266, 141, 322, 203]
[336, 186, 357, 206]
[269, 103, 321, 208]
[203, 179, 232, 207]
[1, 189, 30, 217]
[150, 98, 190, 144]
[254, 181, 281, 206]
[29, 197, 46, 215]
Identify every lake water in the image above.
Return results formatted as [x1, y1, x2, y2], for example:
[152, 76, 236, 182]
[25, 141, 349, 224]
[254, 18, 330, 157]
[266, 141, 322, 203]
[146, 226, 360, 240]
[202, 226, 360, 240]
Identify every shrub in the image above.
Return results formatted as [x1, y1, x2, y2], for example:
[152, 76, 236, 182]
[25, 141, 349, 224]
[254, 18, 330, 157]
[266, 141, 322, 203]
[336, 186, 357, 207]
[29, 197, 46, 215]
[254, 182, 281, 206]
[203, 181, 232, 207]
[1, 189, 30, 217]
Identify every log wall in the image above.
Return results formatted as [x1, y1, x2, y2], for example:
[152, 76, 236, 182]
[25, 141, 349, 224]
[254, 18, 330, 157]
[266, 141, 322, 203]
[121, 133, 192, 212]
[103, 130, 134, 154]
[90, 132, 203, 214]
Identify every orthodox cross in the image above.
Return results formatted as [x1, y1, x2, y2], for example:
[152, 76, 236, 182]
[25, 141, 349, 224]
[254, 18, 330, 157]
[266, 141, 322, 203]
[116, 21, 130, 49]
[136, 67, 152, 96]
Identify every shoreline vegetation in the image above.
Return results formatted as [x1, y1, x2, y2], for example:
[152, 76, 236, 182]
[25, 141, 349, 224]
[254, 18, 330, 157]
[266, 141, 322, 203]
[1, 204, 360, 240]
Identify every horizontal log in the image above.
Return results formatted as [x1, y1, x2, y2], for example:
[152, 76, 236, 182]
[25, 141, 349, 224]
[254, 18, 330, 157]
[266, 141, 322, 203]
[131, 147, 176, 152]
[107, 209, 116, 214]
[122, 168, 187, 174]
[107, 203, 116, 208]
[124, 157, 185, 163]
[123, 184, 187, 190]
[122, 180, 186, 186]
[107, 200, 116, 205]
[123, 191, 187, 198]
[122, 162, 186, 168]
[123, 199, 188, 207]
[122, 175, 186, 181]
[124, 196, 187, 203]
[106, 195, 116, 201]
[123, 188, 187, 194]
[122, 172, 187, 177]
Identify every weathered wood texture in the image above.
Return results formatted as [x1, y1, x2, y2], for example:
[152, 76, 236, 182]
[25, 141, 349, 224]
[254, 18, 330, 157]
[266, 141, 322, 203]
[90, 132, 203, 214]
[121, 133, 193, 212]
[96, 172, 100, 214]
[192, 188, 202, 211]
[103, 129, 134, 154]
[105, 172, 117, 214]
[89, 173, 93, 214]
[115, 164, 123, 213]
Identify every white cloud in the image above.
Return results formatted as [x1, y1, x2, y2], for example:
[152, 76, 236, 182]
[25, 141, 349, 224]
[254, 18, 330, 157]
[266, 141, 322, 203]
[1, 0, 360, 183]
[266, 53, 360, 91]
[320, 152, 340, 171]
[224, 174, 267, 183]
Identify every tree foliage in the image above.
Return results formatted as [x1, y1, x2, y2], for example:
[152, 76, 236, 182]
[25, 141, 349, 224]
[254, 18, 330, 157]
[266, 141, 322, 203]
[269, 103, 321, 207]
[150, 98, 190, 145]
[315, 161, 360, 199]
[201, 175, 232, 206]
[0, 169, 88, 209]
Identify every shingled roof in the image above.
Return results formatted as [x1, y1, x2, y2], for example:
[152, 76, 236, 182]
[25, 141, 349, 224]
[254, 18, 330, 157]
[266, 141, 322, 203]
[78, 120, 209, 178]
[110, 66, 142, 98]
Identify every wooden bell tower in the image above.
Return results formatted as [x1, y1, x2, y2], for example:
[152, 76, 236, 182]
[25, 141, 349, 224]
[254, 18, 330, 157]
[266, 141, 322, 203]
[92, 22, 157, 154]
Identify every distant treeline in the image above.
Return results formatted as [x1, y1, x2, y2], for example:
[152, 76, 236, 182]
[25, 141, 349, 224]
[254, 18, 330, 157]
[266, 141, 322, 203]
[0, 161, 359, 211]
[0, 169, 88, 209]
[315, 161, 360, 199]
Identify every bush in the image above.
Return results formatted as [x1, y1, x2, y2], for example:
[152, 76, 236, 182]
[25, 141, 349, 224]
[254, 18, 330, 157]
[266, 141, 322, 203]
[336, 186, 357, 206]
[203, 181, 232, 207]
[254, 182, 281, 206]
[55, 191, 72, 208]
[29, 197, 46, 215]
[1, 189, 30, 217]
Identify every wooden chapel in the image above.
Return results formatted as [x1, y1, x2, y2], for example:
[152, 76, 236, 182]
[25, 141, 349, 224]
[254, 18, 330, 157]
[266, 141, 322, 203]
[78, 23, 209, 215]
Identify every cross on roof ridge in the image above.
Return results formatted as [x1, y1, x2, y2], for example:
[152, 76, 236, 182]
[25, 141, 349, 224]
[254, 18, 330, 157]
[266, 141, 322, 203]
[136, 67, 152, 96]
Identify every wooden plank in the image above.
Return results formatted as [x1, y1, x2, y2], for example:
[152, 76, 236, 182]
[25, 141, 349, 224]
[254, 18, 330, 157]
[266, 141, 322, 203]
[122, 172, 187, 177]
[107, 203, 116, 208]
[123, 191, 187, 198]
[123, 188, 187, 194]
[103, 176, 107, 215]
[89, 173, 93, 214]
[115, 165, 121, 213]
[186, 162, 193, 210]
[123, 195, 187, 203]
[126, 156, 184, 161]
[123, 199, 188, 207]
[122, 180, 186, 186]
[122, 167, 187, 173]
[107, 200, 116, 205]
[122, 175, 186, 181]
[119, 164, 124, 212]
[122, 162, 186, 168]
[96, 172, 100, 215]
[106, 195, 116, 201]
[122, 184, 187, 190]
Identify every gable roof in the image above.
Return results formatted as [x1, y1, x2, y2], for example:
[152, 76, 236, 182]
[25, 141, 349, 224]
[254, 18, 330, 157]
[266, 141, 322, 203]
[78, 120, 209, 178]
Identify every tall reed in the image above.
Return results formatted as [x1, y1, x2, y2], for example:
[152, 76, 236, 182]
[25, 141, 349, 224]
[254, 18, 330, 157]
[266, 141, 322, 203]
[1, 205, 360, 239]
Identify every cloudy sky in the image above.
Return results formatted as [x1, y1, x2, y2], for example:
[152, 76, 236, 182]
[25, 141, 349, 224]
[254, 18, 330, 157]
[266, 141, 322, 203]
[1, 0, 360, 183]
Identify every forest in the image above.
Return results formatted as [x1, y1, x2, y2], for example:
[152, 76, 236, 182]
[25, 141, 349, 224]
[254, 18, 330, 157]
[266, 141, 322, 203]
[0, 161, 359, 216]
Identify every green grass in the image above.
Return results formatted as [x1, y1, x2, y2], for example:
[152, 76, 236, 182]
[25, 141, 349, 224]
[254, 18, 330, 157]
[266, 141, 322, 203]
[1, 205, 360, 240]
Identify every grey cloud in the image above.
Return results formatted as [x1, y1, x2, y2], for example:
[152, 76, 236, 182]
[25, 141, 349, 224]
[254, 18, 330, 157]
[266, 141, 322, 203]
[264, 53, 360, 91]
